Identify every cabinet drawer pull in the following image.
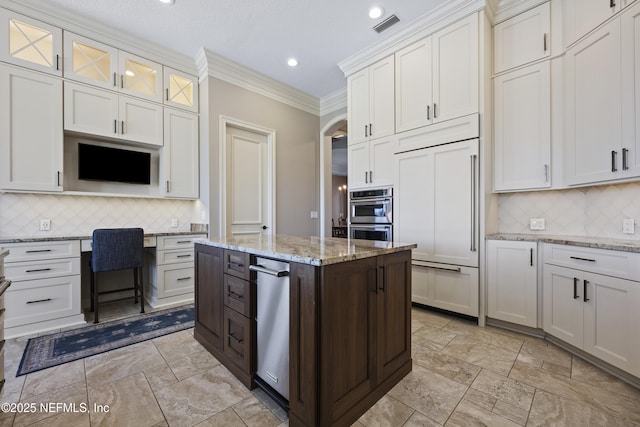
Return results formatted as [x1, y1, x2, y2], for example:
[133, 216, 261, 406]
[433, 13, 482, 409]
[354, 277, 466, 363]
[228, 261, 243, 270]
[228, 333, 243, 343]
[25, 268, 52, 273]
[25, 249, 52, 253]
[177, 240, 191, 244]
[176, 254, 192, 258]
[570, 256, 596, 263]
[583, 280, 590, 302]
[26, 298, 52, 304]
[573, 277, 579, 299]
[177, 276, 192, 281]
[413, 261, 461, 272]
[227, 291, 243, 300]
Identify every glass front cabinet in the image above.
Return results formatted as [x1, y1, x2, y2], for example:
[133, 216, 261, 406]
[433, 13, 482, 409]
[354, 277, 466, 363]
[164, 67, 198, 112]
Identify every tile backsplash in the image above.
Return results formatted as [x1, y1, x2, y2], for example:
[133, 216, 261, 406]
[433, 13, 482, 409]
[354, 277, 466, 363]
[499, 181, 640, 239]
[0, 193, 206, 237]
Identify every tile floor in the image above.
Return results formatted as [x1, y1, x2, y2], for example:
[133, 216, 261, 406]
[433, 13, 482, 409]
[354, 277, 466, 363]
[1, 302, 639, 426]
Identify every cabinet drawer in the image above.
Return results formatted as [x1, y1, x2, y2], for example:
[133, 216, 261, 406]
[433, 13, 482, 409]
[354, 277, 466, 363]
[157, 235, 204, 251]
[543, 244, 640, 280]
[5, 258, 80, 282]
[223, 306, 252, 374]
[224, 275, 252, 317]
[5, 276, 81, 328]
[2, 241, 80, 262]
[223, 250, 251, 280]
[156, 262, 194, 298]
[157, 249, 194, 265]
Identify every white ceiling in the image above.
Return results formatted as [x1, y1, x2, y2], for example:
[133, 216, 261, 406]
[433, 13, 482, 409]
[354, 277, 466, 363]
[37, 0, 448, 98]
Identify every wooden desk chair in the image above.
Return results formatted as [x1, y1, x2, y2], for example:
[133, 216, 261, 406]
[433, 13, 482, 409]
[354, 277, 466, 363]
[90, 228, 145, 323]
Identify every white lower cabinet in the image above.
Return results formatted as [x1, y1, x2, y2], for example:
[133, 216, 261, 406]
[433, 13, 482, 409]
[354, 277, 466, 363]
[487, 240, 538, 328]
[146, 234, 205, 308]
[543, 244, 640, 377]
[1, 240, 83, 338]
[412, 261, 478, 317]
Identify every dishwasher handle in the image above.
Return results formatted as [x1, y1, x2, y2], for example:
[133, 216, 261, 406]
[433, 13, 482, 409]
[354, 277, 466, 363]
[249, 264, 289, 277]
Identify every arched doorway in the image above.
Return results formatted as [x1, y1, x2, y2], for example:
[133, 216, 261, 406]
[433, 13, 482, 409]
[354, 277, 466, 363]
[319, 115, 347, 237]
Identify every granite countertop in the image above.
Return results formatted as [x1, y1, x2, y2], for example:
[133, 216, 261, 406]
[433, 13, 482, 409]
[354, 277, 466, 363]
[0, 230, 206, 244]
[487, 233, 640, 253]
[196, 234, 417, 266]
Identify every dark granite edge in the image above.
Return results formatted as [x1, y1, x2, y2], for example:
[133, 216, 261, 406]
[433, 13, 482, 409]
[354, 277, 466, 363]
[0, 231, 207, 244]
[486, 233, 640, 254]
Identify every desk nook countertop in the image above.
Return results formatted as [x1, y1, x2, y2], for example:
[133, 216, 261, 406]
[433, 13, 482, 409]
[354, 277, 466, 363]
[194, 234, 416, 427]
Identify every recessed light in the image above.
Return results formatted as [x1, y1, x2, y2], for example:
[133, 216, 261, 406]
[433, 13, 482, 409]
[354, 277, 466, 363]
[159, 0, 174, 5]
[369, 6, 384, 19]
[287, 58, 299, 67]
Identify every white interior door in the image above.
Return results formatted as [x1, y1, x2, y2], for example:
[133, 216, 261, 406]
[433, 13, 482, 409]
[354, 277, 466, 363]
[226, 125, 272, 236]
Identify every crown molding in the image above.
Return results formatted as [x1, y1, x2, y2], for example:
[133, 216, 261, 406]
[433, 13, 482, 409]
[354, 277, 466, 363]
[0, 0, 198, 75]
[338, 0, 486, 77]
[493, 0, 547, 24]
[195, 48, 321, 116]
[319, 88, 347, 117]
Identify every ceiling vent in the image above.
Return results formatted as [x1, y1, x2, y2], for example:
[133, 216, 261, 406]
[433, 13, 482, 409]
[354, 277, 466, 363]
[373, 14, 400, 33]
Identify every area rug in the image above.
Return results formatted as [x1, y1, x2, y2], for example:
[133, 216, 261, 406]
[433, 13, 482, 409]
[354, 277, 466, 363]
[16, 304, 194, 376]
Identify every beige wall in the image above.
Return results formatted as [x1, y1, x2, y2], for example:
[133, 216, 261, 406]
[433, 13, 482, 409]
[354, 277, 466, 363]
[203, 77, 321, 237]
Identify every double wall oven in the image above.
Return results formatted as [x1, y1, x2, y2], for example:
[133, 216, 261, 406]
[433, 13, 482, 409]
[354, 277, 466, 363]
[348, 187, 393, 242]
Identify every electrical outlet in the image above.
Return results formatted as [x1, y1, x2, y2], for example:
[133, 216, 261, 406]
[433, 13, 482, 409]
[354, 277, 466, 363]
[310, 211, 318, 219]
[623, 218, 635, 235]
[39, 219, 51, 231]
[530, 218, 545, 230]
[170, 218, 179, 228]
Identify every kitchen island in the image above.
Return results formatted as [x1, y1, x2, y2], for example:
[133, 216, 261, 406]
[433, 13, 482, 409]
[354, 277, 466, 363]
[194, 234, 416, 427]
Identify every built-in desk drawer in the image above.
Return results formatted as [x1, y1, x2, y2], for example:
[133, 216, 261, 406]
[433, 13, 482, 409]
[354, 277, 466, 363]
[157, 235, 204, 251]
[223, 250, 251, 280]
[3, 241, 80, 262]
[157, 249, 194, 265]
[5, 258, 80, 282]
[155, 262, 195, 299]
[544, 244, 640, 280]
[5, 276, 81, 329]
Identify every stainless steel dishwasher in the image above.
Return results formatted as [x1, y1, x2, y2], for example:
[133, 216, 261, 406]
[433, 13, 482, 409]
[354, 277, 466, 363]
[249, 257, 290, 403]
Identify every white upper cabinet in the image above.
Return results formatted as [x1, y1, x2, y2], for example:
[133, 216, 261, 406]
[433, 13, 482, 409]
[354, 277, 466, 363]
[163, 108, 199, 198]
[494, 2, 551, 74]
[395, 14, 478, 133]
[347, 55, 395, 145]
[347, 136, 396, 190]
[64, 32, 162, 102]
[621, 2, 640, 178]
[0, 9, 62, 76]
[494, 62, 551, 191]
[164, 67, 198, 112]
[564, 0, 637, 46]
[564, 17, 633, 185]
[1, 64, 63, 191]
[64, 81, 163, 146]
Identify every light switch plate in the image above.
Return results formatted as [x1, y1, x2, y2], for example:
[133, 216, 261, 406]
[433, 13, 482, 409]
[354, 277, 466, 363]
[530, 218, 545, 230]
[623, 218, 635, 234]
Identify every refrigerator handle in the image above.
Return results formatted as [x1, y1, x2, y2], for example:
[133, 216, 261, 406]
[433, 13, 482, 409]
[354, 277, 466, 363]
[470, 154, 477, 252]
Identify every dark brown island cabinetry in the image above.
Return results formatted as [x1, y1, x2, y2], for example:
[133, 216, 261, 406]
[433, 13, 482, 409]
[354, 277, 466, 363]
[194, 241, 413, 427]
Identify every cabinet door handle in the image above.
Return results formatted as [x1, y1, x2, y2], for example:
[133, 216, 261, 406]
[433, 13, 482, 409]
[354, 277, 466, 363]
[612, 150, 618, 172]
[56, 54, 60, 71]
[427, 104, 430, 120]
[369, 123, 373, 136]
[623, 148, 629, 170]
[573, 278, 579, 299]
[530, 248, 533, 266]
[365, 171, 368, 184]
[369, 171, 373, 183]
[121, 120, 125, 134]
[166, 180, 170, 192]
[433, 103, 438, 118]
[113, 72, 117, 87]
[364, 125, 368, 138]
[114, 119, 118, 134]
[543, 33, 548, 51]
[611, 0, 616, 8]
[228, 332, 243, 343]
[166, 88, 169, 101]
[470, 154, 477, 251]
[57, 171, 61, 186]
[544, 164, 549, 182]
[120, 74, 124, 89]
[583, 280, 590, 302]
